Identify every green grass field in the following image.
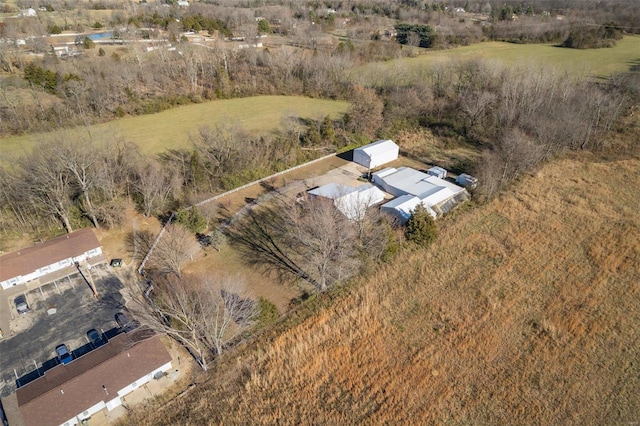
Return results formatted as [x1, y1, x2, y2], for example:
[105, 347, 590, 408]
[353, 35, 640, 85]
[0, 96, 349, 156]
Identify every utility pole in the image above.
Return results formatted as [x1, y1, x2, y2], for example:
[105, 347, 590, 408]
[75, 261, 98, 299]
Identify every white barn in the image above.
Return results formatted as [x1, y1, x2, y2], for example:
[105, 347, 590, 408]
[353, 140, 399, 169]
[308, 183, 385, 221]
[0, 229, 102, 290]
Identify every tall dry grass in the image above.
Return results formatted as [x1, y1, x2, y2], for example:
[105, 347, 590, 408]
[124, 153, 640, 425]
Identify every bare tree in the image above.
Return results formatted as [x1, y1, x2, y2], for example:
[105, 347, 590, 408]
[128, 273, 258, 371]
[148, 223, 200, 277]
[134, 159, 181, 217]
[21, 145, 74, 233]
[345, 85, 384, 139]
[51, 134, 103, 228]
[228, 196, 361, 292]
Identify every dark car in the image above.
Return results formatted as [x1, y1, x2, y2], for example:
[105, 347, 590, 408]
[14, 295, 29, 314]
[55, 344, 73, 365]
[115, 312, 139, 333]
[87, 329, 105, 348]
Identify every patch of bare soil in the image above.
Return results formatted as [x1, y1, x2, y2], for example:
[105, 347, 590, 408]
[96, 202, 162, 267]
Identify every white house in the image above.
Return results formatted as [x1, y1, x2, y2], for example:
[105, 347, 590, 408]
[353, 140, 399, 169]
[3, 331, 172, 426]
[373, 167, 468, 218]
[0, 229, 102, 290]
[308, 183, 385, 221]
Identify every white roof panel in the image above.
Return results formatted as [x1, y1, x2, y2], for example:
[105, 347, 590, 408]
[358, 139, 398, 156]
[381, 195, 436, 221]
[308, 183, 356, 200]
[380, 167, 464, 198]
[372, 167, 397, 180]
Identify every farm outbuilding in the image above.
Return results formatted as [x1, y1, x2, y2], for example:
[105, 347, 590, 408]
[456, 173, 478, 188]
[427, 166, 447, 179]
[353, 140, 399, 169]
[372, 167, 468, 217]
[381, 195, 436, 224]
[308, 183, 385, 221]
[372, 167, 464, 199]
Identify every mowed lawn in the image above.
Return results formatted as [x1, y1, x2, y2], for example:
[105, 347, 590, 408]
[0, 96, 349, 155]
[352, 35, 640, 85]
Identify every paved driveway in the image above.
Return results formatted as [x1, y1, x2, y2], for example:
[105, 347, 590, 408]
[0, 265, 126, 397]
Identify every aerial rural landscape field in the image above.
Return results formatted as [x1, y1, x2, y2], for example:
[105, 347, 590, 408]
[0, 0, 639, 424]
[125, 150, 640, 425]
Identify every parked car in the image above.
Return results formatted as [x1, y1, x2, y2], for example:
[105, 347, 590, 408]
[87, 329, 105, 348]
[14, 295, 29, 314]
[55, 344, 73, 365]
[115, 312, 139, 333]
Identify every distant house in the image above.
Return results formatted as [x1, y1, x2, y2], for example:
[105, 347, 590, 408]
[1, 331, 172, 426]
[20, 8, 37, 17]
[353, 140, 399, 170]
[308, 183, 385, 221]
[375, 167, 468, 219]
[0, 229, 102, 290]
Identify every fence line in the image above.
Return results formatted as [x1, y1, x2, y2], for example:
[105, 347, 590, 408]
[137, 211, 175, 275]
[138, 153, 338, 274]
[192, 152, 337, 208]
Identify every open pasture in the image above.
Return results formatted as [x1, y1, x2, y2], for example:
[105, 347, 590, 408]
[352, 35, 640, 86]
[0, 96, 349, 155]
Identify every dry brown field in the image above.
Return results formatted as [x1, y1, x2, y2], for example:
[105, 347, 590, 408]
[121, 148, 640, 424]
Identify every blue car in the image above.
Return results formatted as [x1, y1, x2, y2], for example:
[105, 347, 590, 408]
[55, 344, 73, 365]
[87, 329, 105, 348]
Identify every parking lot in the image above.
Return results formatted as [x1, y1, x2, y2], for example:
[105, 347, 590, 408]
[0, 264, 127, 397]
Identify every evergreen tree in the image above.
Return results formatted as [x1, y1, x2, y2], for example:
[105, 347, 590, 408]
[405, 204, 438, 247]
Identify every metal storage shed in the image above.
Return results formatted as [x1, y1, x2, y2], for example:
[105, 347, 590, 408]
[353, 140, 399, 169]
[427, 166, 447, 179]
[308, 183, 385, 221]
[456, 173, 478, 188]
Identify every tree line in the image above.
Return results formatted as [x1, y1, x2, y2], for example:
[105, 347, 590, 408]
[2, 0, 638, 135]
[1, 60, 638, 236]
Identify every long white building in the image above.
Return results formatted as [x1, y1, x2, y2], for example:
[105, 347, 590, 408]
[308, 183, 385, 221]
[374, 167, 468, 223]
